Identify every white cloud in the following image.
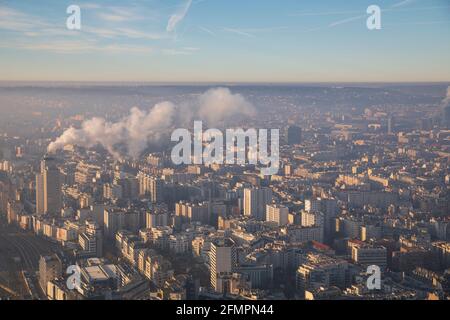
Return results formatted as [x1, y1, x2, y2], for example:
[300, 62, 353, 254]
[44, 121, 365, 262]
[81, 26, 168, 40]
[114, 28, 168, 40]
[1, 40, 153, 54]
[97, 7, 144, 22]
[166, 0, 193, 33]
[0, 6, 51, 32]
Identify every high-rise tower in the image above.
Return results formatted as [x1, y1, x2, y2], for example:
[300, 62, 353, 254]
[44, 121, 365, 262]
[36, 157, 62, 215]
[210, 238, 236, 292]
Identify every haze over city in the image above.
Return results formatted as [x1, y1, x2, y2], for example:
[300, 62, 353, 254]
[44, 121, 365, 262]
[0, 0, 449, 305]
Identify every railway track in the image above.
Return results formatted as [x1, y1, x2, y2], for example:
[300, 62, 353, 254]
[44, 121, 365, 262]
[0, 233, 35, 271]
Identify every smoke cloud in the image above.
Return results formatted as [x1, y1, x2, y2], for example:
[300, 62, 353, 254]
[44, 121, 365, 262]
[442, 86, 450, 107]
[47, 87, 255, 158]
[197, 87, 256, 125]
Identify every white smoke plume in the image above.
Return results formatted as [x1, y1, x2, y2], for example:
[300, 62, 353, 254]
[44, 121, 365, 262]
[442, 86, 450, 107]
[197, 87, 255, 124]
[47, 87, 255, 158]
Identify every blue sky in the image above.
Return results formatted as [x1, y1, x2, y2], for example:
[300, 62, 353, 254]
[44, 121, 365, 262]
[0, 0, 449, 82]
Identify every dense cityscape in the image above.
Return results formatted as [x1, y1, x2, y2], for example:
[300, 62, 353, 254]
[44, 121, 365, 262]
[0, 83, 449, 301]
[0, 0, 449, 309]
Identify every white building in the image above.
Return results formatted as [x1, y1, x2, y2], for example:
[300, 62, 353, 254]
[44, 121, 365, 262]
[210, 238, 236, 292]
[266, 204, 289, 226]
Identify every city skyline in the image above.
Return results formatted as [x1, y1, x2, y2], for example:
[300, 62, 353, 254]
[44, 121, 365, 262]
[1, 0, 450, 82]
